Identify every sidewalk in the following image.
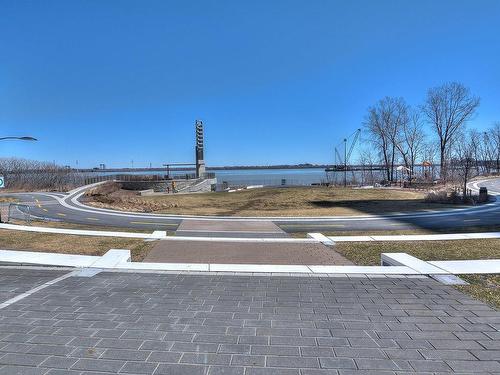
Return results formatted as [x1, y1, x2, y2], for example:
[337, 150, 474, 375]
[144, 240, 352, 265]
[0, 269, 499, 374]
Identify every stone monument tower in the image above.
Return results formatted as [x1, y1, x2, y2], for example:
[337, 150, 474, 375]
[195, 120, 206, 178]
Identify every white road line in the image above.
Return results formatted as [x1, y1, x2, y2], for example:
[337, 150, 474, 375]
[0, 271, 76, 309]
[63, 184, 500, 222]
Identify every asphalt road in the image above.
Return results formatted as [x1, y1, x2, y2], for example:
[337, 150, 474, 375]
[2, 178, 500, 236]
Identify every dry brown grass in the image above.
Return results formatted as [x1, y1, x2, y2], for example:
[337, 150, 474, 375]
[0, 197, 17, 203]
[335, 240, 500, 308]
[18, 219, 151, 233]
[86, 187, 463, 217]
[0, 229, 154, 262]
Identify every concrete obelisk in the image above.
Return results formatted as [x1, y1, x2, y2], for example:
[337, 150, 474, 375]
[195, 120, 206, 178]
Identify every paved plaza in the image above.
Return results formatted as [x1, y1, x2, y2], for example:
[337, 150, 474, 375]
[145, 241, 352, 265]
[0, 268, 499, 374]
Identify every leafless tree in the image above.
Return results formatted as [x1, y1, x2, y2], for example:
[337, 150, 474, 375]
[357, 148, 377, 185]
[422, 82, 480, 181]
[489, 122, 500, 173]
[364, 97, 407, 182]
[452, 131, 476, 201]
[421, 141, 438, 181]
[0, 158, 85, 191]
[395, 108, 426, 183]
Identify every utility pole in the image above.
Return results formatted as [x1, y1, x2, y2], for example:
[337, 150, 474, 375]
[344, 138, 347, 187]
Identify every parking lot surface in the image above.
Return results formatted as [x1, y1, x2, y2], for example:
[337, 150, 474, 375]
[0, 269, 499, 374]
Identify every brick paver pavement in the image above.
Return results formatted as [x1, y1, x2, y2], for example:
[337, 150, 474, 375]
[0, 270, 499, 374]
[0, 268, 67, 304]
[145, 241, 353, 265]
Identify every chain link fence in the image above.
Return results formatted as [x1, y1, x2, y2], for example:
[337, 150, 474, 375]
[0, 203, 31, 225]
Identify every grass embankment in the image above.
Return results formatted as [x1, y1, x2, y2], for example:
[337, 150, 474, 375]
[0, 197, 18, 203]
[10, 219, 153, 234]
[0, 229, 154, 262]
[335, 240, 500, 308]
[86, 185, 463, 216]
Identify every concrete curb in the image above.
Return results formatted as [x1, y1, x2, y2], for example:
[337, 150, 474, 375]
[0, 223, 167, 240]
[328, 232, 500, 242]
[1, 249, 498, 278]
[0, 222, 318, 243]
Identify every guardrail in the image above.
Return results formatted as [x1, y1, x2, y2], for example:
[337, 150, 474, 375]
[84, 173, 216, 185]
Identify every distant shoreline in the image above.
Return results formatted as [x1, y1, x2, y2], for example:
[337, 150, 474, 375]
[77, 164, 332, 173]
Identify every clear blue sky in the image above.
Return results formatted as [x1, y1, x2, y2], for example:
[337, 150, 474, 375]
[1, 0, 499, 168]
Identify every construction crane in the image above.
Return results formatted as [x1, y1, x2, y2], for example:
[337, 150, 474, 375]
[326, 129, 361, 186]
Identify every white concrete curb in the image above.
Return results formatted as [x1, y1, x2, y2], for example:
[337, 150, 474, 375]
[307, 233, 335, 246]
[0, 222, 317, 243]
[430, 259, 500, 274]
[381, 253, 449, 274]
[1, 249, 498, 277]
[0, 223, 167, 240]
[328, 232, 500, 242]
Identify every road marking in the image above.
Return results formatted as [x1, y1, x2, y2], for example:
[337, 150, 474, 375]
[86, 217, 100, 221]
[130, 221, 178, 226]
[0, 271, 76, 310]
[280, 224, 346, 228]
[463, 218, 480, 222]
[42, 208, 48, 212]
[389, 223, 406, 226]
[56, 213, 66, 217]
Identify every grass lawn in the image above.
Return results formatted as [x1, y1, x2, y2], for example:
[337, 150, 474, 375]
[0, 229, 154, 262]
[0, 197, 17, 203]
[87, 186, 463, 216]
[288, 225, 500, 238]
[11, 219, 153, 233]
[335, 240, 500, 308]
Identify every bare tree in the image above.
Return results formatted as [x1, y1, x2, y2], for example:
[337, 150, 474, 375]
[422, 142, 437, 181]
[490, 122, 500, 173]
[395, 108, 426, 183]
[364, 97, 406, 182]
[477, 130, 495, 174]
[452, 131, 476, 201]
[0, 158, 85, 191]
[357, 148, 377, 186]
[422, 82, 480, 181]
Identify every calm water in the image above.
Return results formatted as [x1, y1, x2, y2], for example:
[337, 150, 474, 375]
[94, 168, 386, 187]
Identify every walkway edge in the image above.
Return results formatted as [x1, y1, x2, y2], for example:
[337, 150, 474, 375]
[0, 223, 318, 243]
[328, 232, 500, 242]
[0, 223, 167, 239]
[1, 249, 498, 277]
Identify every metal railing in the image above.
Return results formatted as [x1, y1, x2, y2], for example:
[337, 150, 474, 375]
[84, 172, 215, 185]
[0, 203, 31, 225]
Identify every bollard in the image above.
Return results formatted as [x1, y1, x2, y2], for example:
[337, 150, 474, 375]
[479, 187, 488, 203]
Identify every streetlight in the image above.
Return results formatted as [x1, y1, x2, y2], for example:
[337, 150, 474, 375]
[0, 136, 37, 141]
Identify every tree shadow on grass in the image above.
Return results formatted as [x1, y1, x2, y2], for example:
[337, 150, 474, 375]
[309, 199, 458, 215]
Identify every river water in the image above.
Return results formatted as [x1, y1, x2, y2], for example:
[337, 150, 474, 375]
[94, 168, 387, 187]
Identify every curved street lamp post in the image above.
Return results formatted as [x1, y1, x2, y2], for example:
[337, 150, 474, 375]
[0, 136, 38, 189]
[0, 136, 37, 141]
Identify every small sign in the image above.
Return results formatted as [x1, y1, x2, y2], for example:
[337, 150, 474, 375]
[0, 176, 4, 188]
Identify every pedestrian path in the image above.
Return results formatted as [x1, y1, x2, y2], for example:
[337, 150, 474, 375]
[0, 269, 499, 374]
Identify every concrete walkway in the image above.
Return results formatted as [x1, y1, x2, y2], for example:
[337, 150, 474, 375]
[175, 219, 289, 238]
[0, 269, 499, 374]
[144, 240, 353, 265]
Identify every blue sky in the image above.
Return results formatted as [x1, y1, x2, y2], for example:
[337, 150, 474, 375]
[1, 0, 499, 168]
